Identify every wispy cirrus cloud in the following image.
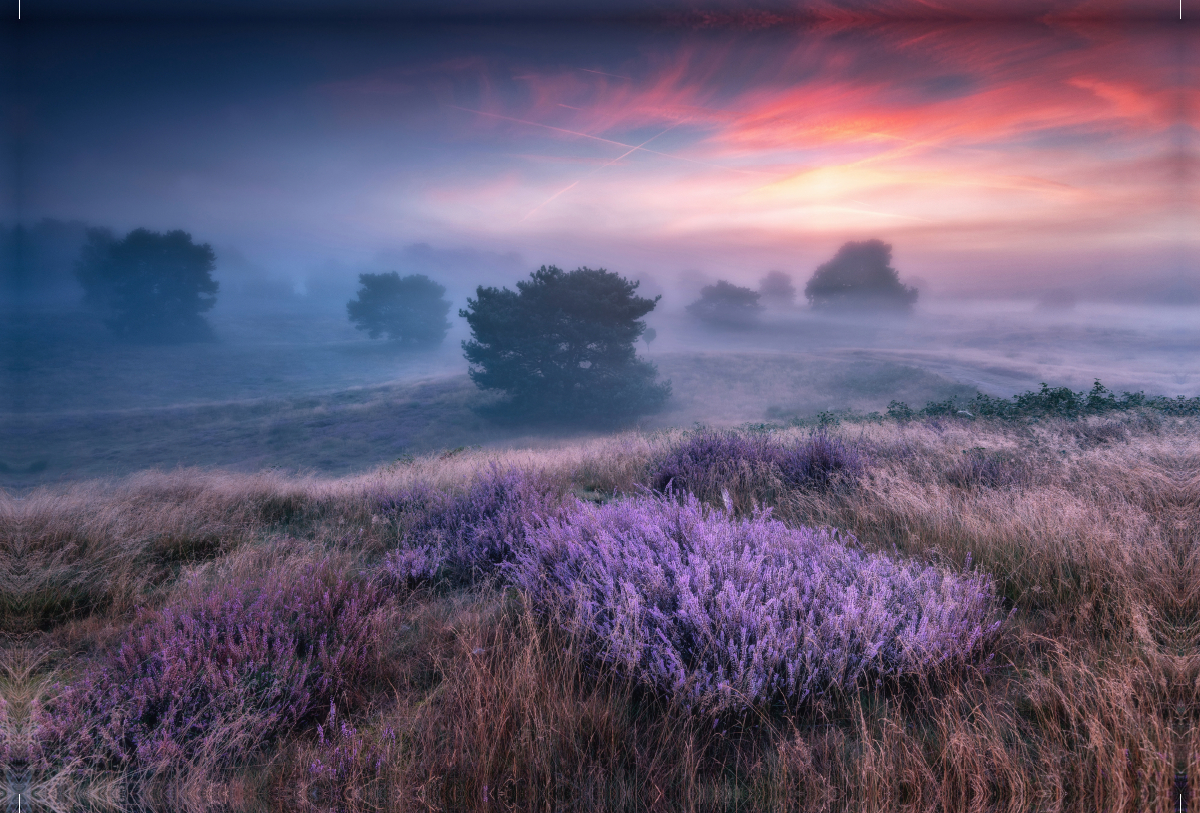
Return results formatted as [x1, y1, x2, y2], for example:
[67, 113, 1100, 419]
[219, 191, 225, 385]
[399, 19, 1186, 269]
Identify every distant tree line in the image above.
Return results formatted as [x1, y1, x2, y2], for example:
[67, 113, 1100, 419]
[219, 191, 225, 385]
[43, 223, 945, 425]
[52, 226, 669, 424]
[687, 239, 919, 328]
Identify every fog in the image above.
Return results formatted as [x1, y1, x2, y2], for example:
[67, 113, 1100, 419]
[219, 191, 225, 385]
[2, 9, 1195, 488]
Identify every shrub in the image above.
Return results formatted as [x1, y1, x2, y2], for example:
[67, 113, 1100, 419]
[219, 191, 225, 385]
[379, 466, 563, 585]
[34, 563, 386, 773]
[649, 429, 866, 501]
[648, 429, 777, 497]
[899, 380, 1200, 422]
[510, 494, 1003, 715]
[776, 433, 866, 490]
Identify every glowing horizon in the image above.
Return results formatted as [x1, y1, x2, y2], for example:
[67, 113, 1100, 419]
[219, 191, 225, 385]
[12, 14, 1196, 300]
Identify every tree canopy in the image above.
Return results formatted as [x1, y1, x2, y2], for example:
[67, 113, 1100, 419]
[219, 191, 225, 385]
[804, 240, 917, 312]
[758, 270, 796, 307]
[460, 265, 670, 422]
[686, 280, 763, 327]
[74, 228, 219, 342]
[347, 272, 450, 346]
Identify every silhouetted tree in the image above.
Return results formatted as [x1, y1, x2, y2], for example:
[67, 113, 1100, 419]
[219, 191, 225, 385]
[804, 240, 917, 312]
[461, 265, 670, 422]
[74, 228, 218, 342]
[758, 270, 796, 307]
[347, 272, 451, 346]
[686, 280, 763, 327]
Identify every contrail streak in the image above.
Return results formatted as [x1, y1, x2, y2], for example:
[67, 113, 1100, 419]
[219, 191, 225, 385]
[520, 122, 683, 222]
[447, 105, 767, 176]
[581, 68, 632, 80]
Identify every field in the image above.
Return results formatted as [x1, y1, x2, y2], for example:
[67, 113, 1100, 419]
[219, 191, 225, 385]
[7, 298, 1198, 491]
[2, 308, 984, 489]
[3, 300, 1198, 811]
[3, 410, 1197, 812]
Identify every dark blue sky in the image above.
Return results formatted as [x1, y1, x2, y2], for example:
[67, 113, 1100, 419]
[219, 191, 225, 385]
[4, 5, 1195, 301]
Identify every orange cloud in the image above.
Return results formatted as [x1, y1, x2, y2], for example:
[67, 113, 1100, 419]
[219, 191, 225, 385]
[381, 20, 1187, 269]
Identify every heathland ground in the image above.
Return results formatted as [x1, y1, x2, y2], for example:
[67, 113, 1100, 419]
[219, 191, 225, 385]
[2, 300, 1198, 811]
[2, 413, 1197, 811]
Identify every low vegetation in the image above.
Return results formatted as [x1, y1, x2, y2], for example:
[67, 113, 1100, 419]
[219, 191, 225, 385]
[1, 400, 1196, 811]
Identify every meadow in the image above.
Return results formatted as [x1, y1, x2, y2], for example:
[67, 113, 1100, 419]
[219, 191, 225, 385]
[2, 407, 1196, 812]
[1, 308, 979, 489]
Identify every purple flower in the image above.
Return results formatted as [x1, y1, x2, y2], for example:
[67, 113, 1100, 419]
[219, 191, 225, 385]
[509, 493, 1002, 715]
[378, 465, 563, 585]
[34, 563, 385, 772]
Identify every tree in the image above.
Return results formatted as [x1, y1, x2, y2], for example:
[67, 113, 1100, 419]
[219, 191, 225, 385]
[74, 228, 219, 341]
[804, 239, 918, 312]
[758, 270, 796, 307]
[460, 265, 670, 422]
[347, 272, 451, 346]
[686, 280, 763, 327]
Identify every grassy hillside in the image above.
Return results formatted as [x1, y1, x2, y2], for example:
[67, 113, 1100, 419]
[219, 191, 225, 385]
[3, 410, 1196, 812]
[2, 349, 976, 490]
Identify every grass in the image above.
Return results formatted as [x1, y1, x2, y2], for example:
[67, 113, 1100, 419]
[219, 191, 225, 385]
[2, 410, 1196, 811]
[3, 317, 980, 489]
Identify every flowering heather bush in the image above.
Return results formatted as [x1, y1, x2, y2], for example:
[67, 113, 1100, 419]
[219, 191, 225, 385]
[648, 429, 777, 496]
[34, 563, 386, 773]
[649, 429, 866, 500]
[775, 433, 866, 490]
[511, 494, 1002, 715]
[379, 465, 562, 585]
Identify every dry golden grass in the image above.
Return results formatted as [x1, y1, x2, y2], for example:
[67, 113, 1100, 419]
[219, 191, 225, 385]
[1, 414, 1196, 811]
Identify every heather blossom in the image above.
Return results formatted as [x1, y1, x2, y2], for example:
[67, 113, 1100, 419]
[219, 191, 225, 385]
[510, 493, 1003, 714]
[378, 465, 562, 585]
[307, 700, 396, 788]
[650, 428, 866, 501]
[33, 563, 385, 772]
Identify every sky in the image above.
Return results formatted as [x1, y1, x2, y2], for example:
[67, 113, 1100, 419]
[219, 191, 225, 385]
[6, 3, 1196, 303]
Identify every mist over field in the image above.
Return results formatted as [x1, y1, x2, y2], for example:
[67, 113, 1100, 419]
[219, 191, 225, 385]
[5, 11, 1195, 490]
[3, 6, 1200, 811]
[4, 287, 1199, 488]
[3, 213, 1197, 487]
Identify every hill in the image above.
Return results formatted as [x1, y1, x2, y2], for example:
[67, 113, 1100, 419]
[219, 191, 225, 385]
[3, 409, 1195, 811]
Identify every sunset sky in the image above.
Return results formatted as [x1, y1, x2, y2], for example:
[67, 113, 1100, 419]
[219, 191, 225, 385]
[9, 3, 1196, 302]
